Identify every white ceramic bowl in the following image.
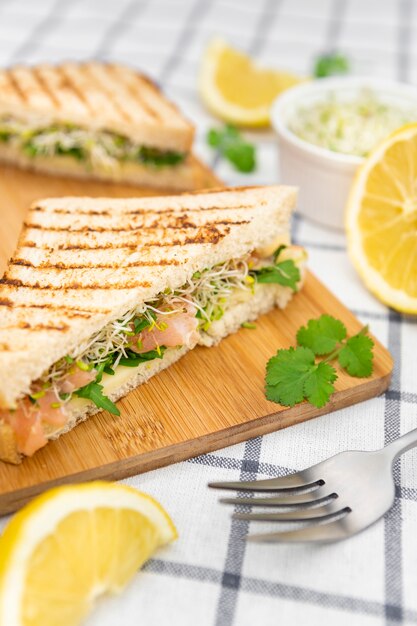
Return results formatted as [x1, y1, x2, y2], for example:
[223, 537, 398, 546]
[271, 77, 417, 230]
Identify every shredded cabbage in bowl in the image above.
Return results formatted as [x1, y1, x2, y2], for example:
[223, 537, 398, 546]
[288, 88, 417, 157]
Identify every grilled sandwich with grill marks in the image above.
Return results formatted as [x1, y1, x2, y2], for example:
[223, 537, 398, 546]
[0, 186, 306, 463]
[0, 61, 212, 190]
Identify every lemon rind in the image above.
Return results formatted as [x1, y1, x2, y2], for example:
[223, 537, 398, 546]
[0, 482, 176, 626]
[346, 122, 417, 313]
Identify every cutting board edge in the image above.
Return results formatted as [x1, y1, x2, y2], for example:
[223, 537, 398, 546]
[0, 366, 392, 516]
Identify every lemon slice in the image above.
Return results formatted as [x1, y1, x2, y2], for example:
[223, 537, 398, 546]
[199, 38, 302, 127]
[0, 482, 177, 626]
[346, 123, 417, 313]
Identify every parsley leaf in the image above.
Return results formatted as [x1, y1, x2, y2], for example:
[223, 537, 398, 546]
[265, 315, 375, 409]
[303, 361, 337, 408]
[224, 141, 256, 173]
[313, 52, 350, 78]
[75, 382, 120, 416]
[266, 347, 337, 408]
[207, 124, 256, 173]
[266, 347, 315, 406]
[338, 332, 374, 377]
[297, 314, 347, 355]
[207, 124, 239, 147]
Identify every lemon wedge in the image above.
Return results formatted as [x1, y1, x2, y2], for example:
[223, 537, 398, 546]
[346, 123, 417, 313]
[0, 481, 177, 626]
[199, 38, 302, 127]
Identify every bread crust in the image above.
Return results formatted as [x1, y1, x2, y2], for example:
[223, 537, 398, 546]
[0, 145, 217, 191]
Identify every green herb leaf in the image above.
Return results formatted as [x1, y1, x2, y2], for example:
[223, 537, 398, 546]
[266, 346, 316, 407]
[207, 128, 222, 148]
[206, 124, 256, 173]
[265, 315, 375, 409]
[75, 382, 120, 416]
[224, 142, 256, 173]
[0, 130, 11, 142]
[22, 142, 40, 157]
[338, 332, 374, 377]
[241, 322, 257, 330]
[55, 145, 85, 161]
[297, 314, 347, 355]
[137, 146, 185, 167]
[133, 315, 152, 334]
[303, 361, 337, 408]
[314, 52, 350, 78]
[273, 245, 287, 262]
[266, 346, 337, 408]
[118, 347, 166, 367]
[253, 260, 300, 291]
[94, 360, 109, 383]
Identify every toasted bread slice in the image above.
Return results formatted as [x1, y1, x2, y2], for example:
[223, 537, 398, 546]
[0, 62, 201, 189]
[0, 62, 193, 151]
[0, 185, 301, 462]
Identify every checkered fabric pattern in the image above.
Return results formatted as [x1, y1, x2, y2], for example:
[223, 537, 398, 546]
[0, 0, 417, 624]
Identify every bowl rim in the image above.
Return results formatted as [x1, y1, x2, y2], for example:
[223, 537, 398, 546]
[271, 76, 417, 166]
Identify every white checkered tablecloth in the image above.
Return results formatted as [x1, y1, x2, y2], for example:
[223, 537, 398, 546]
[1, 1, 417, 624]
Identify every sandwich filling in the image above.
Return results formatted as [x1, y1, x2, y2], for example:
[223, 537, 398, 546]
[0, 246, 305, 457]
[0, 116, 186, 171]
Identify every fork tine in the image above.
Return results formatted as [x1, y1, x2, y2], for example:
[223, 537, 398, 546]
[220, 489, 336, 508]
[247, 517, 350, 543]
[233, 505, 347, 522]
[208, 473, 319, 492]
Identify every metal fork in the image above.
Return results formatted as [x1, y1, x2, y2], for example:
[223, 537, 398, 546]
[208, 428, 417, 543]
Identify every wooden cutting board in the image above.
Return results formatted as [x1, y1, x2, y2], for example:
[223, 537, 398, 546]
[0, 163, 393, 515]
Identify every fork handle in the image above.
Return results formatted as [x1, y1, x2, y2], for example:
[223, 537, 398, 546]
[384, 427, 417, 461]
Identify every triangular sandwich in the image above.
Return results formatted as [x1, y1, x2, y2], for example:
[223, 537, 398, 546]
[0, 186, 305, 463]
[0, 61, 211, 190]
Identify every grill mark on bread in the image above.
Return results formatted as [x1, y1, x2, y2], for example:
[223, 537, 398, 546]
[21, 224, 237, 250]
[32, 67, 60, 109]
[58, 66, 94, 113]
[0, 278, 152, 290]
[7, 71, 27, 103]
[109, 65, 160, 121]
[10, 258, 183, 269]
[0, 301, 110, 316]
[180, 186, 265, 197]
[23, 218, 247, 232]
[8, 321, 70, 332]
[83, 63, 132, 124]
[32, 206, 112, 216]
[30, 204, 256, 216]
[133, 71, 186, 121]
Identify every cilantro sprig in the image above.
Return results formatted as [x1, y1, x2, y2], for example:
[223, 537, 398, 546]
[207, 124, 256, 173]
[313, 52, 350, 78]
[266, 314, 374, 408]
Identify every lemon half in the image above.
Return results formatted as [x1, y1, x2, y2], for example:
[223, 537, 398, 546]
[346, 123, 417, 313]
